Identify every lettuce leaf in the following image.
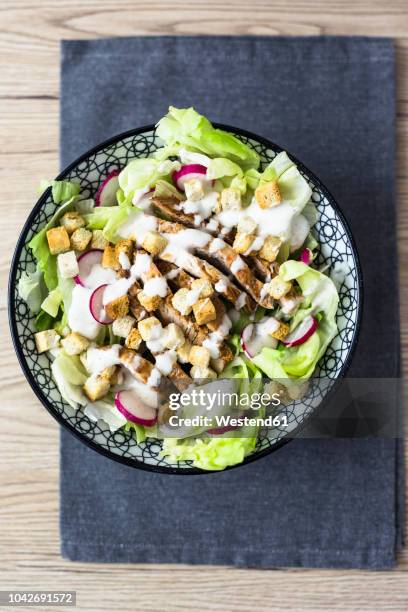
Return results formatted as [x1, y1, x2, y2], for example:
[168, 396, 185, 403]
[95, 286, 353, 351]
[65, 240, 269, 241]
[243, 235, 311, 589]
[51, 351, 88, 409]
[118, 158, 180, 205]
[41, 179, 81, 204]
[124, 421, 147, 444]
[156, 106, 260, 171]
[18, 266, 47, 314]
[84, 205, 134, 243]
[84, 399, 127, 433]
[161, 436, 257, 471]
[40, 286, 63, 317]
[253, 261, 339, 380]
[35, 309, 56, 332]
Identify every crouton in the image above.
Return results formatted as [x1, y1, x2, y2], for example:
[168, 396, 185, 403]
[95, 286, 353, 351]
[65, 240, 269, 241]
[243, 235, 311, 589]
[60, 211, 85, 235]
[191, 278, 213, 299]
[137, 290, 162, 312]
[189, 345, 211, 368]
[190, 365, 217, 380]
[237, 215, 257, 235]
[176, 340, 192, 364]
[279, 293, 302, 315]
[104, 295, 129, 320]
[34, 329, 60, 353]
[255, 180, 282, 209]
[102, 245, 120, 270]
[192, 298, 216, 325]
[259, 236, 282, 262]
[70, 227, 92, 251]
[163, 323, 185, 350]
[112, 315, 135, 338]
[232, 232, 254, 254]
[270, 321, 290, 341]
[91, 229, 109, 250]
[172, 288, 193, 316]
[184, 178, 205, 201]
[221, 187, 241, 211]
[61, 332, 89, 356]
[125, 328, 143, 350]
[83, 374, 110, 401]
[266, 277, 292, 300]
[57, 250, 79, 278]
[115, 239, 134, 264]
[141, 231, 168, 255]
[46, 226, 70, 255]
[138, 316, 162, 342]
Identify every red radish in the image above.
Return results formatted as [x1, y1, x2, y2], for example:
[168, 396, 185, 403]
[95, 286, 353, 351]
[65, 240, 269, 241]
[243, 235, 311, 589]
[283, 315, 318, 347]
[300, 248, 312, 265]
[95, 169, 120, 206]
[115, 390, 157, 426]
[89, 284, 113, 325]
[74, 249, 103, 287]
[207, 422, 240, 435]
[240, 323, 277, 358]
[172, 164, 207, 191]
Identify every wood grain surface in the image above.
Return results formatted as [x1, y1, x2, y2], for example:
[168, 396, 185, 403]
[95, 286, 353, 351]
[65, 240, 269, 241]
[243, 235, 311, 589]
[1, 1, 408, 610]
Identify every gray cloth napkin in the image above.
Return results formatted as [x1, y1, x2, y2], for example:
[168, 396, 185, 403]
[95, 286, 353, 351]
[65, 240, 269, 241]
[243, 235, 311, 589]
[60, 36, 403, 568]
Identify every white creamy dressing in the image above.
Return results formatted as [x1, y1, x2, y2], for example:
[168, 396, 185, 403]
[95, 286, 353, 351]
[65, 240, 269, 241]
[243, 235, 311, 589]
[179, 191, 219, 225]
[203, 314, 232, 359]
[118, 251, 131, 270]
[68, 285, 102, 339]
[143, 277, 168, 298]
[120, 371, 159, 407]
[147, 367, 162, 388]
[290, 214, 310, 252]
[85, 264, 116, 290]
[102, 276, 134, 305]
[160, 228, 211, 269]
[145, 321, 166, 354]
[214, 279, 228, 293]
[155, 350, 177, 376]
[236, 292, 247, 309]
[256, 316, 280, 335]
[230, 257, 245, 275]
[206, 218, 219, 232]
[209, 237, 227, 254]
[86, 344, 121, 376]
[118, 211, 157, 244]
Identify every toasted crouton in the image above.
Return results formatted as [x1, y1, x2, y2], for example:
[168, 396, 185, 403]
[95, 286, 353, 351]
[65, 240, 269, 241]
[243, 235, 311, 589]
[172, 288, 193, 316]
[115, 239, 134, 264]
[255, 180, 282, 209]
[190, 365, 217, 380]
[221, 187, 241, 211]
[163, 323, 185, 350]
[60, 211, 85, 234]
[141, 231, 168, 255]
[91, 229, 109, 250]
[61, 332, 89, 355]
[138, 316, 162, 342]
[237, 215, 257, 235]
[189, 345, 211, 368]
[259, 236, 282, 262]
[192, 298, 216, 325]
[46, 226, 70, 255]
[112, 315, 135, 338]
[102, 245, 120, 270]
[104, 295, 129, 320]
[137, 290, 162, 312]
[70, 227, 92, 251]
[184, 178, 205, 201]
[191, 278, 213, 299]
[232, 232, 254, 255]
[34, 329, 60, 353]
[125, 328, 143, 350]
[83, 374, 110, 401]
[270, 321, 290, 341]
[176, 340, 192, 364]
[57, 250, 79, 278]
[267, 277, 292, 300]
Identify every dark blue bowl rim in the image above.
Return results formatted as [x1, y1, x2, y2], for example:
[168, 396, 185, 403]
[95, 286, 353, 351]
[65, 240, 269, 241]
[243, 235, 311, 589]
[8, 123, 364, 475]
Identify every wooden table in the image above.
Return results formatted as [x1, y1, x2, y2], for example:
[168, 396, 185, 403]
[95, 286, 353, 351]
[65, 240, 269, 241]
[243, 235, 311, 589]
[1, 1, 407, 610]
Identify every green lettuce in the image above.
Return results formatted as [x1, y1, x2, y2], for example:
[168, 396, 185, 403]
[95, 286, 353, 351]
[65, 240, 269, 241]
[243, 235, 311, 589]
[40, 287, 63, 317]
[118, 158, 180, 204]
[40, 179, 80, 204]
[84, 205, 134, 243]
[51, 351, 88, 410]
[18, 266, 47, 314]
[156, 106, 260, 170]
[161, 436, 257, 471]
[253, 261, 339, 379]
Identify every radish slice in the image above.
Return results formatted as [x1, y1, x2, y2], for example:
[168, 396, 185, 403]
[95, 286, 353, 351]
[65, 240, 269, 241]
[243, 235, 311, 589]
[300, 248, 313, 265]
[207, 422, 240, 435]
[89, 284, 113, 325]
[115, 391, 157, 426]
[283, 315, 318, 347]
[240, 323, 278, 358]
[95, 169, 120, 206]
[172, 164, 207, 191]
[74, 249, 104, 287]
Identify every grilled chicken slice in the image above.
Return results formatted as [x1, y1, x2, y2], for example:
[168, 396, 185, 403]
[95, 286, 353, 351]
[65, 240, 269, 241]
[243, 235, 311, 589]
[151, 195, 195, 227]
[128, 281, 147, 321]
[119, 348, 156, 385]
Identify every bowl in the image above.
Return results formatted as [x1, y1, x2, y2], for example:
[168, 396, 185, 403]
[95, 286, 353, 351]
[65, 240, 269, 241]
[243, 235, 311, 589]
[9, 124, 363, 474]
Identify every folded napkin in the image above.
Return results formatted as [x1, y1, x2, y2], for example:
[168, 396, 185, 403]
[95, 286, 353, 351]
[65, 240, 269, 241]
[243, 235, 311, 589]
[60, 36, 403, 568]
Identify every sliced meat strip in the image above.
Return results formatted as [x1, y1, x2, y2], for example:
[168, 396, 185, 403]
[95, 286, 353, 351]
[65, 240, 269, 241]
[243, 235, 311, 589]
[128, 281, 147, 321]
[157, 295, 207, 345]
[151, 195, 195, 227]
[119, 348, 156, 386]
[165, 362, 192, 392]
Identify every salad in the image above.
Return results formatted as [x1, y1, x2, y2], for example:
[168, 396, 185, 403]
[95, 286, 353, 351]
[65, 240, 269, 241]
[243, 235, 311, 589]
[18, 106, 339, 471]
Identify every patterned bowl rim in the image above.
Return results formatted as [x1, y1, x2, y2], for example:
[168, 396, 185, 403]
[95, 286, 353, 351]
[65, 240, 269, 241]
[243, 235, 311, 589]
[8, 123, 364, 475]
